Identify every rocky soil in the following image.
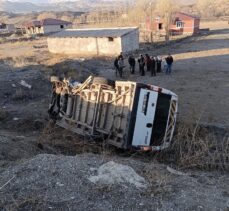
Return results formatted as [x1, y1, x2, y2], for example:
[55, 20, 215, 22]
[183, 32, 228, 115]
[0, 154, 228, 211]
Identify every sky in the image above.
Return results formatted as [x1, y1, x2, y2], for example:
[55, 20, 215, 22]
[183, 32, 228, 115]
[5, 0, 131, 3]
[7, 0, 81, 3]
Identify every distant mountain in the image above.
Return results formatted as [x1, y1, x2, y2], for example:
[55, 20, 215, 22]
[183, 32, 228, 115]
[0, 0, 130, 13]
[0, 1, 55, 13]
[6, 0, 49, 3]
[0, 0, 197, 14]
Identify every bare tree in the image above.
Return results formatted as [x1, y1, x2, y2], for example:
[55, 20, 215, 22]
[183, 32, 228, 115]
[196, 0, 215, 17]
[61, 15, 74, 22]
[197, 0, 229, 17]
[37, 12, 57, 20]
[155, 0, 180, 43]
[127, 0, 152, 24]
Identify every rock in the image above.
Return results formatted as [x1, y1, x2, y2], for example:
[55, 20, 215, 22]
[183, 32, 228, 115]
[20, 80, 32, 89]
[88, 161, 148, 189]
[167, 166, 189, 176]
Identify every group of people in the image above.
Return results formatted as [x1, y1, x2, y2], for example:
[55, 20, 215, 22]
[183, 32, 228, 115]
[114, 52, 174, 78]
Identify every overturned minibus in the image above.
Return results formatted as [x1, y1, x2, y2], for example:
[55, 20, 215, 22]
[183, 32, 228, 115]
[48, 76, 178, 151]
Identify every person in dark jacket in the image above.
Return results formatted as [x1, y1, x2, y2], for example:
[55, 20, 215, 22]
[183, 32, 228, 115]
[165, 54, 174, 74]
[118, 52, 124, 60]
[145, 54, 151, 72]
[114, 57, 119, 76]
[156, 56, 162, 73]
[128, 55, 135, 74]
[138, 54, 145, 76]
[150, 56, 156, 76]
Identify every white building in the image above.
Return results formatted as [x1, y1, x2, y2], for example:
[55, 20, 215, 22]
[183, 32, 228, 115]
[0, 23, 15, 33]
[47, 27, 139, 56]
[25, 18, 72, 35]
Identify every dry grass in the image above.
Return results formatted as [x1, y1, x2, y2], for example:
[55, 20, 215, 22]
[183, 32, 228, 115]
[160, 123, 229, 171]
[39, 119, 229, 172]
[2, 55, 36, 68]
[37, 121, 107, 156]
[200, 20, 229, 30]
[0, 196, 43, 211]
[11, 56, 36, 68]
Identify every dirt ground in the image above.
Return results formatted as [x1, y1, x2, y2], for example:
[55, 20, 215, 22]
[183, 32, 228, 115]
[0, 21, 229, 210]
[1, 153, 228, 211]
[1, 24, 228, 128]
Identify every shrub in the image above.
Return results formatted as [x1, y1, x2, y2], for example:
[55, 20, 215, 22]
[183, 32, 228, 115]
[160, 123, 229, 171]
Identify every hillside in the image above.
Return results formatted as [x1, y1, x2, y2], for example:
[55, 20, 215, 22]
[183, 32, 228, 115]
[0, 0, 131, 13]
[0, 11, 84, 25]
[0, 0, 198, 14]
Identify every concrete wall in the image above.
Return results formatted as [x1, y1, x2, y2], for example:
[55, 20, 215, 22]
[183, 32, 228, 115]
[6, 24, 15, 32]
[154, 18, 200, 35]
[0, 24, 15, 33]
[121, 30, 139, 53]
[26, 24, 72, 35]
[43, 24, 72, 34]
[48, 36, 123, 56]
[171, 19, 200, 35]
[170, 19, 195, 35]
[48, 29, 139, 56]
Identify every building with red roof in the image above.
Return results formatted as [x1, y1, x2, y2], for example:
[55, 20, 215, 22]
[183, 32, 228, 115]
[25, 18, 72, 35]
[153, 12, 200, 36]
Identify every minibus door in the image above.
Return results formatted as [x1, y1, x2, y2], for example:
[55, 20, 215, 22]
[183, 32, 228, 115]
[132, 89, 158, 146]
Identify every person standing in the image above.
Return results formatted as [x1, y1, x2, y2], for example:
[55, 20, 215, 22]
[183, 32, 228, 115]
[114, 57, 119, 76]
[118, 52, 124, 60]
[150, 56, 156, 76]
[118, 57, 124, 78]
[138, 54, 145, 76]
[128, 55, 136, 74]
[145, 54, 151, 72]
[165, 54, 174, 74]
[156, 56, 162, 73]
[162, 57, 167, 72]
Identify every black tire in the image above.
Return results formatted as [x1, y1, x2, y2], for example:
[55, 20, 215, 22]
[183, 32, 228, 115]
[92, 77, 115, 87]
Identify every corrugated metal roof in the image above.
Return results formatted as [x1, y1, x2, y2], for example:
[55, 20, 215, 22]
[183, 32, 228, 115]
[40, 18, 72, 26]
[51, 27, 138, 38]
[25, 18, 72, 28]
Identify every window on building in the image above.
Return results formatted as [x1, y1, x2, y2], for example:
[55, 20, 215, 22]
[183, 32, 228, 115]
[60, 25, 64, 29]
[108, 37, 114, 42]
[176, 21, 184, 28]
[0, 23, 6, 29]
[159, 23, 163, 30]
